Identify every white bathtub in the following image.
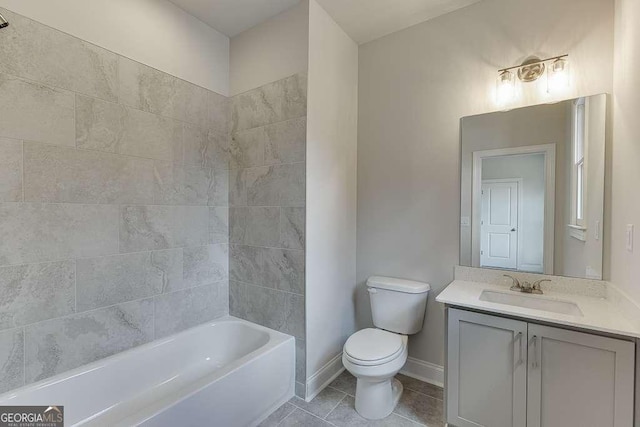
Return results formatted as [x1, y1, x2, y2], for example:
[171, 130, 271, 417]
[0, 317, 295, 427]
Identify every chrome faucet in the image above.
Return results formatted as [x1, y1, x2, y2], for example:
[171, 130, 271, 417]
[504, 275, 549, 295]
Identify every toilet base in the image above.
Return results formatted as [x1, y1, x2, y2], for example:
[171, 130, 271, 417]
[354, 377, 403, 420]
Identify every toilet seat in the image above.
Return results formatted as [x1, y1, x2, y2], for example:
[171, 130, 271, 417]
[344, 328, 406, 366]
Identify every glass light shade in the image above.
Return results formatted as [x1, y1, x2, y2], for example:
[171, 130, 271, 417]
[496, 70, 516, 105]
[547, 58, 570, 94]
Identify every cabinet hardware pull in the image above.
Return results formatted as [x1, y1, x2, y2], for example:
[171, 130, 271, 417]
[515, 332, 523, 365]
[532, 335, 538, 368]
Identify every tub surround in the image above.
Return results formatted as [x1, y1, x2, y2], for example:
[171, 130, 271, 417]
[437, 266, 640, 338]
[228, 73, 307, 396]
[0, 7, 230, 394]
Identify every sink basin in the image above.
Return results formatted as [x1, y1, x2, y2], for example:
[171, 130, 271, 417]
[479, 290, 584, 317]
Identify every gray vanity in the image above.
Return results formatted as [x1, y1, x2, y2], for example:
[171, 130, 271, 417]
[440, 94, 640, 427]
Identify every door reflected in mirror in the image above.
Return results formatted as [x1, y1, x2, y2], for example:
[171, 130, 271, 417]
[460, 94, 607, 280]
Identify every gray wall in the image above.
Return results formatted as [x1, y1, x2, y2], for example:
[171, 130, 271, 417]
[0, 8, 230, 393]
[228, 73, 307, 396]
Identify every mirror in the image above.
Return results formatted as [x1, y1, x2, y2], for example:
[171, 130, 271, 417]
[460, 94, 607, 280]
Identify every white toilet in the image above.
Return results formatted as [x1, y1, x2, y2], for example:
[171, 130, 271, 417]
[342, 276, 430, 420]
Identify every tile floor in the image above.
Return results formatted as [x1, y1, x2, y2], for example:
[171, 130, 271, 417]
[259, 372, 444, 426]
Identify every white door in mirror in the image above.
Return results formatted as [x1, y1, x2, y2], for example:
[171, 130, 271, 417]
[481, 181, 518, 269]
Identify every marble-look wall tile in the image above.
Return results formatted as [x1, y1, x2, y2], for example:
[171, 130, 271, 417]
[24, 299, 154, 383]
[0, 138, 22, 202]
[231, 127, 266, 169]
[0, 73, 74, 147]
[75, 95, 126, 153]
[230, 245, 262, 285]
[209, 207, 229, 244]
[229, 169, 247, 207]
[0, 261, 75, 330]
[119, 205, 209, 253]
[229, 281, 285, 331]
[261, 248, 305, 295]
[183, 125, 230, 171]
[280, 207, 305, 250]
[283, 293, 305, 339]
[232, 73, 307, 132]
[183, 244, 229, 288]
[230, 207, 280, 247]
[295, 338, 306, 383]
[154, 282, 229, 338]
[24, 141, 154, 204]
[0, 203, 119, 266]
[118, 58, 209, 127]
[118, 107, 183, 163]
[76, 249, 183, 312]
[208, 91, 230, 134]
[0, 328, 24, 394]
[245, 163, 305, 207]
[153, 162, 228, 206]
[264, 117, 306, 165]
[0, 9, 118, 101]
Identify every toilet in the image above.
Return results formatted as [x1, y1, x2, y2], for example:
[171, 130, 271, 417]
[342, 276, 430, 420]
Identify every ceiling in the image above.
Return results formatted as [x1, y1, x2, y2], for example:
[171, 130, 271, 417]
[315, 0, 481, 44]
[169, 0, 481, 43]
[169, 0, 301, 37]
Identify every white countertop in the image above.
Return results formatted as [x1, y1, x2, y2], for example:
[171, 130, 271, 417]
[437, 280, 640, 339]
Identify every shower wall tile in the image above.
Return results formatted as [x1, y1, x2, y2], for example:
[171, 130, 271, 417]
[263, 117, 306, 165]
[183, 125, 230, 171]
[280, 207, 305, 250]
[245, 163, 305, 207]
[75, 95, 126, 153]
[0, 138, 22, 202]
[24, 299, 154, 383]
[283, 293, 305, 340]
[76, 249, 183, 312]
[260, 248, 305, 295]
[295, 338, 306, 382]
[0, 203, 119, 266]
[183, 244, 229, 288]
[208, 91, 231, 134]
[209, 207, 229, 244]
[232, 73, 307, 132]
[23, 141, 154, 204]
[0, 73, 75, 147]
[229, 168, 247, 207]
[119, 205, 209, 253]
[0, 328, 24, 394]
[0, 261, 75, 330]
[118, 106, 183, 162]
[153, 161, 228, 206]
[231, 127, 267, 169]
[230, 245, 262, 286]
[229, 281, 286, 331]
[0, 8, 118, 101]
[154, 281, 229, 338]
[229, 207, 280, 247]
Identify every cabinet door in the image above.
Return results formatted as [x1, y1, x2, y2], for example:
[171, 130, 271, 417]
[446, 308, 527, 427]
[527, 324, 635, 427]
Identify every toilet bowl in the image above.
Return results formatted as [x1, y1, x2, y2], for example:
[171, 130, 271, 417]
[342, 329, 408, 419]
[342, 276, 430, 420]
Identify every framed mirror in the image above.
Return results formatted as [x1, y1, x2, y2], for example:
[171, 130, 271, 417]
[460, 94, 608, 280]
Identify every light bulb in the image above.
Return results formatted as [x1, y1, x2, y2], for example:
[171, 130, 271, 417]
[547, 57, 570, 94]
[496, 70, 516, 105]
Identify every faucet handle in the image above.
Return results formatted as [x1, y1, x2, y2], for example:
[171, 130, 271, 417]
[504, 275, 521, 291]
[532, 279, 550, 294]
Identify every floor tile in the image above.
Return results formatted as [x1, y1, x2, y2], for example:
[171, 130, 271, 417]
[393, 389, 444, 427]
[279, 409, 334, 427]
[258, 402, 296, 427]
[289, 386, 346, 418]
[326, 395, 424, 427]
[396, 374, 444, 400]
[329, 370, 357, 396]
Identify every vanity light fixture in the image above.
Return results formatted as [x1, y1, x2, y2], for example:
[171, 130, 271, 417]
[496, 54, 569, 103]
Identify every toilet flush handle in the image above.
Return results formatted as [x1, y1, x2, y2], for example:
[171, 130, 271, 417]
[367, 288, 378, 294]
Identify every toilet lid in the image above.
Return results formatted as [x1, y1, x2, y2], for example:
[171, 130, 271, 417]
[344, 329, 404, 363]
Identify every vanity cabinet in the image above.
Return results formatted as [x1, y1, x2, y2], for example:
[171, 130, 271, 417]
[446, 308, 635, 427]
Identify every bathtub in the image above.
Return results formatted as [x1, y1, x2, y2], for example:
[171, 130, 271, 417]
[0, 316, 295, 427]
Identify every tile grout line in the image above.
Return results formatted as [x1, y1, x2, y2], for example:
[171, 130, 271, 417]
[322, 391, 347, 420]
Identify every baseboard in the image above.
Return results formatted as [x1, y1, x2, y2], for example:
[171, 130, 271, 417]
[304, 352, 345, 402]
[400, 357, 444, 388]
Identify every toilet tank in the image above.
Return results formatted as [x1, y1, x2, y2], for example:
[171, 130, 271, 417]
[367, 276, 430, 335]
